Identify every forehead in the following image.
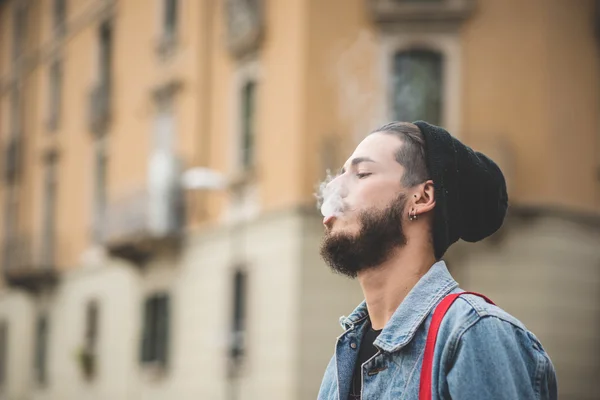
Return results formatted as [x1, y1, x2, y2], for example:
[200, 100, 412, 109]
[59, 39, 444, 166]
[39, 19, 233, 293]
[346, 133, 403, 167]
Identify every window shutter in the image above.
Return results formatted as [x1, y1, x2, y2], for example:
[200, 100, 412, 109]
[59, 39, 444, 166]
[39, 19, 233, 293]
[34, 315, 48, 384]
[156, 295, 170, 366]
[140, 298, 153, 363]
[241, 81, 256, 168]
[165, 0, 177, 36]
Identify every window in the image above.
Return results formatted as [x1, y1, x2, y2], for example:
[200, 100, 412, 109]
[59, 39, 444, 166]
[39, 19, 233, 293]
[41, 152, 58, 265]
[163, 0, 177, 39]
[33, 315, 48, 385]
[47, 60, 62, 131]
[140, 293, 170, 366]
[230, 270, 247, 360]
[240, 81, 256, 169]
[77, 301, 99, 380]
[9, 82, 20, 130]
[231, 61, 260, 175]
[393, 50, 443, 125]
[85, 301, 98, 352]
[154, 100, 175, 152]
[98, 21, 112, 88]
[2, 185, 18, 270]
[92, 138, 107, 243]
[12, 4, 26, 60]
[53, 0, 66, 37]
[0, 321, 8, 387]
[156, 0, 178, 57]
[148, 90, 180, 237]
[89, 20, 112, 137]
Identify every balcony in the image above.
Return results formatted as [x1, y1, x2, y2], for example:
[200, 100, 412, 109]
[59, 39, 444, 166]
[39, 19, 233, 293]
[2, 234, 60, 293]
[88, 83, 111, 136]
[102, 162, 184, 265]
[366, 0, 476, 25]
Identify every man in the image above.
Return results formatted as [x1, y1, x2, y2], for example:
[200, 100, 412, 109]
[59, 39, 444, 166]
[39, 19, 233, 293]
[317, 121, 557, 400]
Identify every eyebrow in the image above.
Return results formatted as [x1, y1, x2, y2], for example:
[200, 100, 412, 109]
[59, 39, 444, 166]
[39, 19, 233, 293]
[340, 156, 376, 174]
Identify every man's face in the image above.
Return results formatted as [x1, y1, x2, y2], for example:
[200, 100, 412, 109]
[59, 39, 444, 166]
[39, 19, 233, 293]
[323, 133, 407, 234]
[320, 133, 411, 277]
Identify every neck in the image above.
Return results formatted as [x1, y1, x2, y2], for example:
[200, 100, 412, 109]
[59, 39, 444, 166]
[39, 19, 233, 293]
[357, 244, 436, 331]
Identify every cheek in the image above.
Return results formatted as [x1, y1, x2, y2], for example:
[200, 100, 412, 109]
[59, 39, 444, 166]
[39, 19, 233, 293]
[349, 179, 399, 211]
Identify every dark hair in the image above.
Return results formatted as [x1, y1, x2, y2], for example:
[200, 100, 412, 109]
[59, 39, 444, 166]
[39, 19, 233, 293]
[371, 122, 430, 187]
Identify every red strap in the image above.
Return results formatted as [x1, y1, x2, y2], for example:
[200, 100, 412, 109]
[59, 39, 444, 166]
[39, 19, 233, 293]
[418, 292, 495, 400]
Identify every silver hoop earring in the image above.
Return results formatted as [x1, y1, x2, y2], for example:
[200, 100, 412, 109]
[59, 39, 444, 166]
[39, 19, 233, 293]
[409, 209, 418, 221]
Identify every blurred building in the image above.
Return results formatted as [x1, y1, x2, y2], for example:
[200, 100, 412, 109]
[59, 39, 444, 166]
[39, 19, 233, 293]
[0, 0, 598, 399]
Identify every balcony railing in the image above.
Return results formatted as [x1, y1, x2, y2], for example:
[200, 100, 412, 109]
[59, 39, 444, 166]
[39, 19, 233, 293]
[367, 0, 476, 24]
[2, 233, 60, 293]
[102, 168, 184, 265]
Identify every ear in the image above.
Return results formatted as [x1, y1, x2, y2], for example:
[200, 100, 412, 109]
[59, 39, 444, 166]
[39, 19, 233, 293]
[413, 180, 435, 216]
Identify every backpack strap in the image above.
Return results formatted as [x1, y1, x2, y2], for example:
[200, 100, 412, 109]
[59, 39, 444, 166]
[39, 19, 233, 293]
[419, 292, 495, 400]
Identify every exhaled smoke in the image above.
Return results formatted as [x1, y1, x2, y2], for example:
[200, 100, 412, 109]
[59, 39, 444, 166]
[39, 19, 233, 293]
[333, 30, 385, 145]
[315, 170, 345, 218]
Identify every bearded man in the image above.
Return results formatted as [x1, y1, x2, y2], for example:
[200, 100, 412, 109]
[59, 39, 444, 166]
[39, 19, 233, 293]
[317, 121, 557, 400]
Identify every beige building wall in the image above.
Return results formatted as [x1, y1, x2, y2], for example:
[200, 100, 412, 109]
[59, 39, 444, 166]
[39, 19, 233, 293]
[0, 0, 599, 399]
[0, 206, 354, 400]
[0, 291, 36, 400]
[299, 210, 364, 400]
[2, 0, 595, 275]
[447, 214, 600, 400]
[0, 0, 220, 267]
[462, 0, 600, 212]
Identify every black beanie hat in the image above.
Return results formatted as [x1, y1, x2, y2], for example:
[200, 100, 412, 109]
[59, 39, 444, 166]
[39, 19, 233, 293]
[413, 121, 508, 260]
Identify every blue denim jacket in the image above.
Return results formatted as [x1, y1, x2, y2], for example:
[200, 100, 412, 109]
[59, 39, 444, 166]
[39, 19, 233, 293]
[318, 261, 557, 400]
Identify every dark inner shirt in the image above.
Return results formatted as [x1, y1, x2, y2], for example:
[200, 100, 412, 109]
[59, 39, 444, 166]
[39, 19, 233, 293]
[348, 320, 382, 400]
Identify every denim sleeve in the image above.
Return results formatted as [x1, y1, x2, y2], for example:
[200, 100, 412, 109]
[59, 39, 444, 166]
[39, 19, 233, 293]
[446, 316, 558, 400]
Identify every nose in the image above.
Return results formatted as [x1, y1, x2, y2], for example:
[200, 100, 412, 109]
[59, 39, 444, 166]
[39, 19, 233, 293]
[325, 174, 348, 198]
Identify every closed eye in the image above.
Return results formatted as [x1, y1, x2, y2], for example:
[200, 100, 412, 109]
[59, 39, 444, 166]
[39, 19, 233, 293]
[357, 173, 371, 179]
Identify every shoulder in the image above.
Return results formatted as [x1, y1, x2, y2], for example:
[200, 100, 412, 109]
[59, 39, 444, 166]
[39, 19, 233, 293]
[448, 293, 527, 330]
[436, 292, 548, 360]
[434, 294, 557, 399]
[437, 292, 555, 378]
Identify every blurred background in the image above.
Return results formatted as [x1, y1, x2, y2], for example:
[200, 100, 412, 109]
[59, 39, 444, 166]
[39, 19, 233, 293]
[0, 0, 599, 399]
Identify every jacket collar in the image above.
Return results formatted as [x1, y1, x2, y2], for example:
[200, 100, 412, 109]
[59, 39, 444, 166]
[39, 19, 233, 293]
[339, 261, 458, 353]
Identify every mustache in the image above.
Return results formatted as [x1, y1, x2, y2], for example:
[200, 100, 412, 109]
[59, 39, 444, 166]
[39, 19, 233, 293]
[321, 194, 345, 218]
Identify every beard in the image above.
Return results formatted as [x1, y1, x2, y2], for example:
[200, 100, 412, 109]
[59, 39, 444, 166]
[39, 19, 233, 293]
[320, 193, 408, 278]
